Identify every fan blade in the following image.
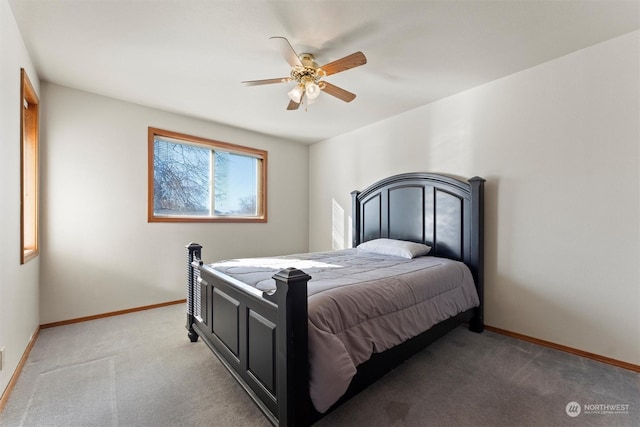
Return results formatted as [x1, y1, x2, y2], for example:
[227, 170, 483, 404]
[320, 81, 356, 103]
[270, 36, 303, 68]
[319, 52, 367, 76]
[286, 99, 300, 110]
[242, 77, 292, 86]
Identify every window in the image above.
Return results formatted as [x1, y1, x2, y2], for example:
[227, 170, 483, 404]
[148, 128, 267, 222]
[21, 69, 39, 264]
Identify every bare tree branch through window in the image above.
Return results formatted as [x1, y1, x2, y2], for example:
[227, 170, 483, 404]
[148, 128, 267, 223]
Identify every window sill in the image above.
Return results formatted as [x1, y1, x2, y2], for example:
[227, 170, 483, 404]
[22, 249, 39, 264]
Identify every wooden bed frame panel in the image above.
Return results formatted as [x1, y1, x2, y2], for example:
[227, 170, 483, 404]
[352, 172, 485, 331]
[186, 172, 485, 426]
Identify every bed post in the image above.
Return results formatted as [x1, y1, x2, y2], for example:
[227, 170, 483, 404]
[186, 242, 202, 342]
[351, 190, 361, 247]
[468, 177, 485, 333]
[271, 268, 311, 427]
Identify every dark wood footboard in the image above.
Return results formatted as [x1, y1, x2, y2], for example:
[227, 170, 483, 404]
[186, 243, 311, 426]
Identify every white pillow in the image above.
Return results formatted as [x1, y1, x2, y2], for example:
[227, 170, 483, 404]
[356, 238, 431, 259]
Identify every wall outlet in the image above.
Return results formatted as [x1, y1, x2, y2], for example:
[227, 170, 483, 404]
[0, 346, 4, 371]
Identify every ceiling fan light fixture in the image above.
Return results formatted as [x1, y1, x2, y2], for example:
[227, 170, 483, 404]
[243, 37, 367, 110]
[305, 81, 321, 99]
[287, 84, 304, 103]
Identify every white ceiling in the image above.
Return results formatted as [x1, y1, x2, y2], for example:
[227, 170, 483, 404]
[9, 0, 640, 144]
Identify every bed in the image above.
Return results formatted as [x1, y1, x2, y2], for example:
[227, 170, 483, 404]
[186, 172, 485, 426]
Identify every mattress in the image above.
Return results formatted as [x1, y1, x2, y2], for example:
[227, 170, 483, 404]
[210, 248, 479, 413]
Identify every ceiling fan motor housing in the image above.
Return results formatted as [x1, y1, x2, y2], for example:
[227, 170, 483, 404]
[291, 53, 326, 85]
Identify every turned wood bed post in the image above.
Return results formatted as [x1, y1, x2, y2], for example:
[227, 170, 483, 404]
[186, 242, 202, 342]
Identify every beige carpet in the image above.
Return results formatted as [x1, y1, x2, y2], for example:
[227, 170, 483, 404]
[1, 304, 638, 426]
[19, 357, 117, 427]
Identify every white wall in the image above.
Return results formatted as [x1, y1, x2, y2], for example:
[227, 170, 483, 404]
[0, 0, 40, 397]
[309, 31, 640, 365]
[40, 83, 309, 324]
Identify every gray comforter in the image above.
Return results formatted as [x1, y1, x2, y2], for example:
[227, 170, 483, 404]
[210, 248, 479, 412]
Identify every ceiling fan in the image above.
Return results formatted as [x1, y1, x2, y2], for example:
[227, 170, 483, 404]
[242, 36, 367, 110]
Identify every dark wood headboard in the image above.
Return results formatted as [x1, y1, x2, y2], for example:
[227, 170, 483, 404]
[351, 172, 485, 330]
